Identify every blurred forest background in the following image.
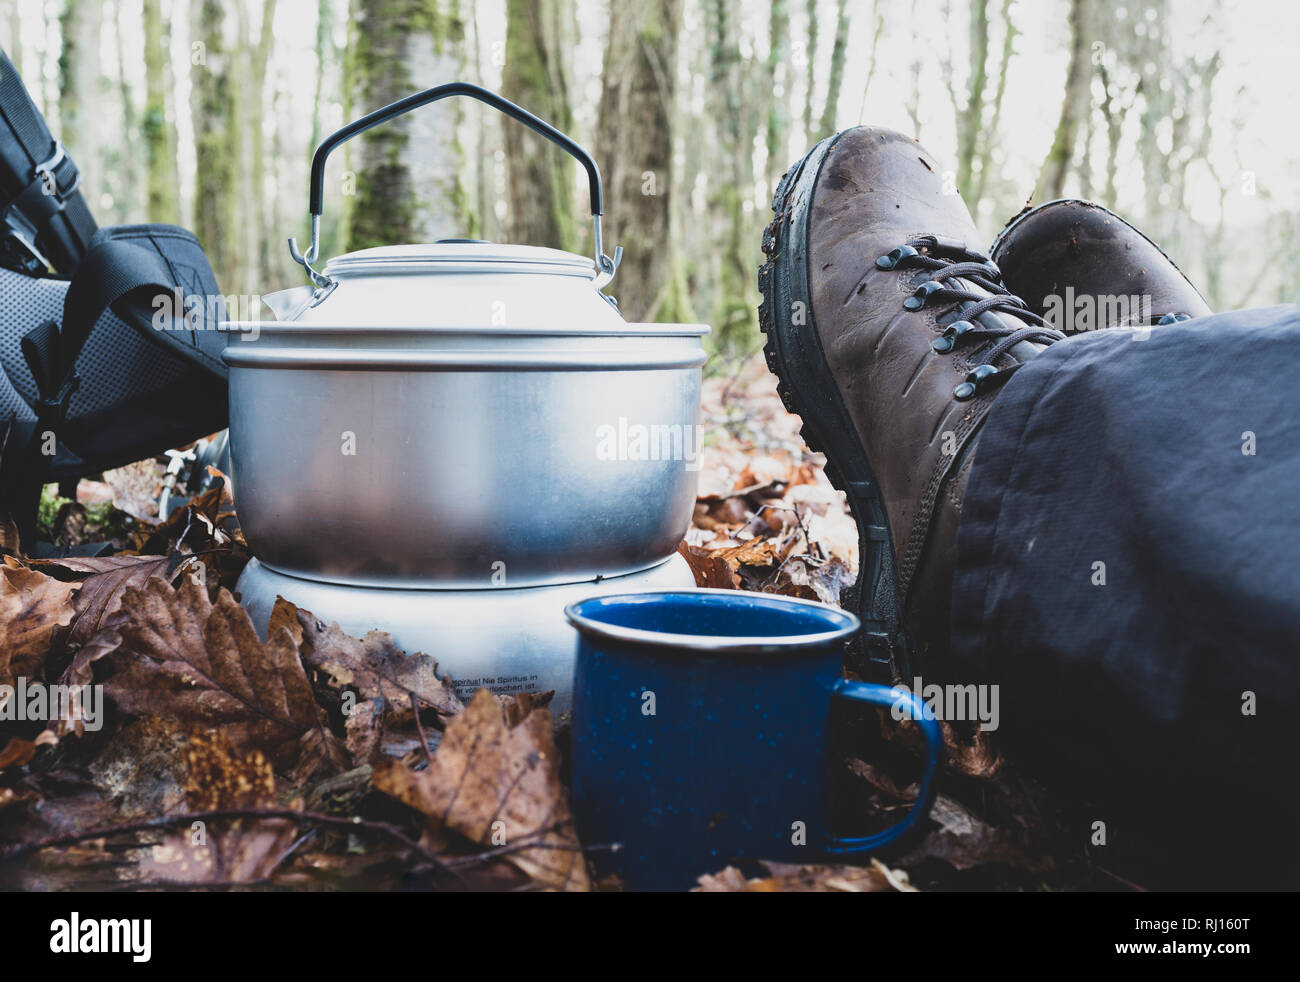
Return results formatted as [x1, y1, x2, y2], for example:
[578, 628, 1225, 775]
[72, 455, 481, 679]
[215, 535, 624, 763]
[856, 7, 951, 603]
[2, 0, 1297, 361]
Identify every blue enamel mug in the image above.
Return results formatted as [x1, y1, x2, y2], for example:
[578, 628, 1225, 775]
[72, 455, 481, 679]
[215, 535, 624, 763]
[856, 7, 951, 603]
[564, 589, 942, 891]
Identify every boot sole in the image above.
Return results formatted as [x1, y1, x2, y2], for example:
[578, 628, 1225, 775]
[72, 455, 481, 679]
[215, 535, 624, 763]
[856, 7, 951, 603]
[758, 135, 911, 682]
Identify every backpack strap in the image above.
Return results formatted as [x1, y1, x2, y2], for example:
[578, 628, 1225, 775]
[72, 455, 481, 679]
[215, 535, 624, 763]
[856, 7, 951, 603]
[0, 48, 97, 273]
[3, 233, 222, 545]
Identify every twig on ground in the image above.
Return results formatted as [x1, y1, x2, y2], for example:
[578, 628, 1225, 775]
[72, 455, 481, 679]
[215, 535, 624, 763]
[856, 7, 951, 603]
[411, 690, 435, 770]
[0, 806, 458, 881]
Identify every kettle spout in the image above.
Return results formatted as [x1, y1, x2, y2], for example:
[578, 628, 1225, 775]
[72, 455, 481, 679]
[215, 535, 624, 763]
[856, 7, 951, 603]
[260, 285, 317, 321]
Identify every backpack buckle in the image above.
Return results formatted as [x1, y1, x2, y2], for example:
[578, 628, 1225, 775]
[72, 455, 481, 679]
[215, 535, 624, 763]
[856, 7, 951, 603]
[34, 141, 79, 199]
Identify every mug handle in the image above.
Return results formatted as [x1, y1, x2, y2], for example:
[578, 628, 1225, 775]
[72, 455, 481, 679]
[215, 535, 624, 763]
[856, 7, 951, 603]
[825, 679, 942, 855]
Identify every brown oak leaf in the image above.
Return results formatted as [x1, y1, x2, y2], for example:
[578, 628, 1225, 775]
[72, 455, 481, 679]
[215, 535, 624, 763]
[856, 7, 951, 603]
[0, 557, 78, 685]
[373, 688, 589, 891]
[96, 572, 345, 772]
[29, 553, 186, 648]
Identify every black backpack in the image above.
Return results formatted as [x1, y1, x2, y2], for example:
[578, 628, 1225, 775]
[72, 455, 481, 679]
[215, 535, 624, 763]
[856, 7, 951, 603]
[0, 48, 230, 545]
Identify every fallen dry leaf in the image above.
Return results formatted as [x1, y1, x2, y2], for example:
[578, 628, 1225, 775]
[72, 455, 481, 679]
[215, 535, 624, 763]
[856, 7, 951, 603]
[0, 730, 57, 772]
[289, 602, 463, 766]
[872, 700, 1004, 780]
[942, 723, 1004, 779]
[691, 364, 859, 573]
[692, 494, 753, 531]
[29, 553, 186, 649]
[0, 557, 78, 685]
[746, 553, 850, 605]
[373, 688, 588, 891]
[267, 597, 304, 647]
[52, 500, 88, 547]
[153, 477, 235, 541]
[93, 572, 345, 773]
[845, 757, 916, 802]
[0, 764, 144, 891]
[141, 730, 298, 884]
[86, 716, 190, 815]
[127, 479, 248, 591]
[56, 630, 126, 737]
[103, 458, 165, 522]
[895, 793, 1051, 874]
[708, 536, 785, 567]
[694, 858, 917, 892]
[676, 541, 739, 589]
[498, 690, 554, 728]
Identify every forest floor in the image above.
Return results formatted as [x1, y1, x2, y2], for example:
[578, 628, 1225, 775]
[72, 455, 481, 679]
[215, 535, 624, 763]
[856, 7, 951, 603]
[0, 355, 1134, 891]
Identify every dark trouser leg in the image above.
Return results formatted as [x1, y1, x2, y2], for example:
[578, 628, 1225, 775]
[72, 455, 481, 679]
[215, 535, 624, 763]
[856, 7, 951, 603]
[951, 305, 1300, 889]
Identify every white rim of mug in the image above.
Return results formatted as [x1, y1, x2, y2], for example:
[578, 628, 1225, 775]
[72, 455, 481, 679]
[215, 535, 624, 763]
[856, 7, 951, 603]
[562, 588, 862, 655]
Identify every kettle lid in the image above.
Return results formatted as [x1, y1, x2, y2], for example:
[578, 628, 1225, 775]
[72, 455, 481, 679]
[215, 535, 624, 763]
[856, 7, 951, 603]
[322, 240, 596, 279]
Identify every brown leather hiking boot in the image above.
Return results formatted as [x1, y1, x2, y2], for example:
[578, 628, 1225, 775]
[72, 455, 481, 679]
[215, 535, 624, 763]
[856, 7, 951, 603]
[759, 127, 1063, 680]
[991, 199, 1213, 331]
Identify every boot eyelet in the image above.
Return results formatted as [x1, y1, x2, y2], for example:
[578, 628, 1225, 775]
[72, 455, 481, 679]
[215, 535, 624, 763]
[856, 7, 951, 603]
[932, 319, 976, 352]
[953, 364, 999, 401]
[876, 244, 919, 270]
[904, 280, 943, 310]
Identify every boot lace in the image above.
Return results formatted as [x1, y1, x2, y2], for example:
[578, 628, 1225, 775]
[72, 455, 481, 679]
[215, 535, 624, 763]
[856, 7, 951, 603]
[875, 235, 1065, 400]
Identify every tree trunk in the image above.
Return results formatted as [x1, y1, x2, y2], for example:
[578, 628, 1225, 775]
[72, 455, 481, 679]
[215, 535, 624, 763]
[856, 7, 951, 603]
[596, 0, 681, 321]
[1037, 0, 1088, 200]
[955, 0, 989, 201]
[801, 0, 818, 142]
[765, 0, 790, 188]
[309, 0, 345, 257]
[310, 0, 332, 155]
[1136, 1, 1173, 241]
[904, 0, 923, 137]
[815, 0, 849, 139]
[111, 0, 137, 221]
[972, 0, 1018, 207]
[1077, 88, 1094, 199]
[707, 0, 755, 353]
[348, 0, 468, 252]
[58, 0, 103, 206]
[854, 1, 886, 125]
[468, 0, 494, 242]
[500, 0, 577, 252]
[243, 0, 278, 287]
[1097, 58, 1121, 206]
[142, 0, 179, 223]
[191, 0, 239, 290]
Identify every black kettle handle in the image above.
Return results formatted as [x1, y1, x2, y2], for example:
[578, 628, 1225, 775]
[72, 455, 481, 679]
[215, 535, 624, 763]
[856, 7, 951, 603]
[289, 81, 620, 291]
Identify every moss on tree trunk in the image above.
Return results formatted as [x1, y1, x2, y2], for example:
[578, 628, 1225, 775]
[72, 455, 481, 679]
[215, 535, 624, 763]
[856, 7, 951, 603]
[142, 0, 179, 223]
[349, 0, 467, 253]
[596, 0, 682, 321]
[501, 0, 577, 253]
